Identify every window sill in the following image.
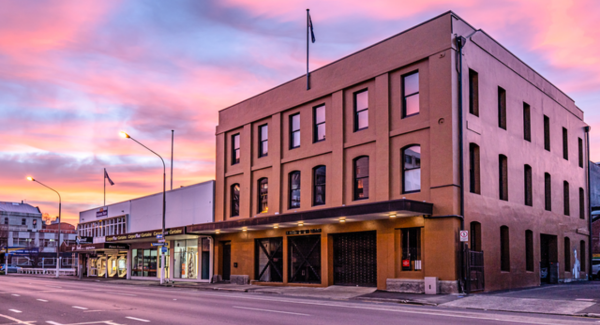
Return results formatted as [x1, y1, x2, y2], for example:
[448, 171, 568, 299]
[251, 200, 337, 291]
[402, 190, 421, 195]
[354, 127, 368, 132]
[402, 112, 420, 119]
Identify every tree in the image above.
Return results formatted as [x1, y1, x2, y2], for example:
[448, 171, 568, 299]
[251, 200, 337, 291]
[26, 240, 41, 268]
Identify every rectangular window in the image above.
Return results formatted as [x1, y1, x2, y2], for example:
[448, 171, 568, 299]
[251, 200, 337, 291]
[21, 219, 26, 226]
[231, 184, 240, 217]
[288, 235, 321, 283]
[401, 228, 422, 271]
[313, 166, 326, 206]
[173, 239, 199, 279]
[499, 155, 508, 201]
[469, 143, 480, 194]
[501, 226, 510, 272]
[526, 230, 534, 271]
[564, 181, 570, 216]
[258, 178, 268, 214]
[523, 102, 531, 142]
[290, 114, 300, 149]
[258, 124, 268, 157]
[402, 71, 419, 117]
[579, 138, 584, 168]
[545, 173, 552, 211]
[544, 115, 550, 151]
[498, 87, 506, 130]
[469, 69, 479, 116]
[231, 134, 240, 165]
[313, 105, 326, 142]
[255, 237, 283, 282]
[580, 188, 585, 220]
[289, 171, 301, 209]
[524, 165, 532, 206]
[354, 157, 369, 200]
[354, 89, 368, 131]
[562, 128, 568, 160]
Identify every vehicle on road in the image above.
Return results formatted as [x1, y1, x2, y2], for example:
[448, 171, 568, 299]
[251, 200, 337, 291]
[0, 265, 22, 273]
[592, 259, 600, 279]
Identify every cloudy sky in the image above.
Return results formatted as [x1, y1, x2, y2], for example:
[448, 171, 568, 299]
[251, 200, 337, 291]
[1, 0, 599, 224]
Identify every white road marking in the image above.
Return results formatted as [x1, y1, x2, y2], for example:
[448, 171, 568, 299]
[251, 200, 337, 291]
[125, 316, 151, 322]
[11, 294, 20, 296]
[0, 313, 27, 323]
[37, 299, 49, 302]
[8, 309, 22, 313]
[46, 321, 64, 325]
[46, 285, 62, 288]
[576, 298, 595, 301]
[72, 306, 88, 310]
[233, 306, 310, 316]
[172, 299, 177, 301]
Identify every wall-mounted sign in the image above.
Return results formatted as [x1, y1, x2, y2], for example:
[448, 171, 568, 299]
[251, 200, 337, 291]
[96, 207, 108, 218]
[106, 227, 185, 242]
[459, 230, 469, 242]
[286, 229, 321, 236]
[76, 236, 93, 245]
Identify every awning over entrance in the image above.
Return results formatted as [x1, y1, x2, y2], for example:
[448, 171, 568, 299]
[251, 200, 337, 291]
[104, 226, 195, 243]
[187, 199, 433, 234]
[62, 243, 129, 253]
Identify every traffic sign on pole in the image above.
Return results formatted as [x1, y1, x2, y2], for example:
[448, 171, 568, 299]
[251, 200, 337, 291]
[151, 242, 165, 247]
[156, 234, 163, 239]
[161, 247, 168, 253]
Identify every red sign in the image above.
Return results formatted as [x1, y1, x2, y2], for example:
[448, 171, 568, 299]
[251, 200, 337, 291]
[402, 259, 410, 268]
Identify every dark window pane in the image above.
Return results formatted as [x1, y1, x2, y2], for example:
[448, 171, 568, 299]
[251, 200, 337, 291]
[401, 228, 422, 271]
[258, 178, 268, 213]
[404, 72, 419, 95]
[355, 157, 369, 178]
[356, 91, 368, 111]
[356, 178, 369, 199]
[289, 172, 301, 209]
[357, 110, 368, 129]
[313, 166, 326, 206]
[544, 116, 550, 151]
[231, 184, 240, 217]
[404, 94, 419, 116]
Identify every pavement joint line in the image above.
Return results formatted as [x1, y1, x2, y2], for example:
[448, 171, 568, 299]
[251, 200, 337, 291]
[125, 317, 150, 323]
[233, 306, 310, 316]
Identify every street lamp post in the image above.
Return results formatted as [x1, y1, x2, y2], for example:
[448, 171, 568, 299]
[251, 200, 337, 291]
[120, 131, 167, 285]
[26, 176, 61, 278]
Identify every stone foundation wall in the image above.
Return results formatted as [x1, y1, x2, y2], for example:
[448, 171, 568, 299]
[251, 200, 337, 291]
[386, 278, 459, 294]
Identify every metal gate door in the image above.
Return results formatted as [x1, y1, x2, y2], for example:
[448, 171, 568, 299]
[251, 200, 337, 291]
[464, 248, 485, 293]
[333, 231, 377, 287]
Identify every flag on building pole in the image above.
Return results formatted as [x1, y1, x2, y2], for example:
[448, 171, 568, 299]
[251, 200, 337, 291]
[306, 9, 316, 90]
[104, 168, 114, 207]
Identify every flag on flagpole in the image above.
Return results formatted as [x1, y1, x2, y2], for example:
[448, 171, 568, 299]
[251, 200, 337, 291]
[104, 168, 115, 186]
[308, 12, 315, 43]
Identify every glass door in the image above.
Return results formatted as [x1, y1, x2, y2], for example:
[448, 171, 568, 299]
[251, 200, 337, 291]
[117, 255, 127, 278]
[97, 256, 107, 277]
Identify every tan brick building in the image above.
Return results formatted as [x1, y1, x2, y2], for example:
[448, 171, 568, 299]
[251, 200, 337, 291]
[188, 11, 590, 293]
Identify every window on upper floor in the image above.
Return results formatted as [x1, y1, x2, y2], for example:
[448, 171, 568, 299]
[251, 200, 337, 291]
[32, 219, 37, 229]
[21, 218, 26, 226]
[3, 217, 7, 225]
[523, 102, 531, 142]
[524, 164, 532, 207]
[499, 155, 508, 201]
[469, 143, 480, 194]
[498, 87, 506, 130]
[402, 145, 421, 193]
[500, 226, 510, 272]
[469, 69, 479, 117]
[231, 133, 240, 165]
[580, 187, 585, 220]
[313, 166, 326, 206]
[258, 124, 268, 158]
[313, 105, 326, 143]
[353, 156, 369, 200]
[354, 89, 368, 131]
[562, 128, 568, 160]
[403, 71, 420, 117]
[563, 181, 570, 216]
[525, 230, 533, 272]
[258, 178, 268, 214]
[231, 184, 240, 217]
[545, 173, 552, 211]
[544, 115, 550, 151]
[579, 138, 584, 168]
[290, 113, 300, 149]
[289, 171, 301, 209]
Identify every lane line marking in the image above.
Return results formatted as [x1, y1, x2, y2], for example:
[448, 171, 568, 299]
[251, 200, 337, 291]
[37, 299, 49, 302]
[8, 309, 22, 313]
[72, 306, 88, 310]
[576, 298, 595, 301]
[46, 286, 62, 288]
[233, 306, 310, 316]
[125, 316, 150, 322]
[46, 321, 64, 325]
[0, 312, 29, 324]
[11, 294, 20, 296]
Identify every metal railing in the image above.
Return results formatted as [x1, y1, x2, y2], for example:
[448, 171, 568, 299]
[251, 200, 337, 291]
[17, 268, 76, 276]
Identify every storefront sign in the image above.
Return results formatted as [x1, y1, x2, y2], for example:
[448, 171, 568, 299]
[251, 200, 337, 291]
[76, 236, 93, 245]
[106, 227, 185, 242]
[96, 207, 108, 218]
[286, 229, 321, 235]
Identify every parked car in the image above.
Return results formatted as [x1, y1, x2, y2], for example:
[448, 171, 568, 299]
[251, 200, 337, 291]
[592, 259, 600, 279]
[0, 265, 21, 273]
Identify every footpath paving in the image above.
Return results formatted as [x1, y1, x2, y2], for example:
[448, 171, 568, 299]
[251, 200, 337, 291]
[8, 273, 600, 318]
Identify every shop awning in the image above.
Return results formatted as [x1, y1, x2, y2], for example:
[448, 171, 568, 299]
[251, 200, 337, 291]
[187, 199, 433, 234]
[61, 243, 129, 253]
[104, 226, 192, 243]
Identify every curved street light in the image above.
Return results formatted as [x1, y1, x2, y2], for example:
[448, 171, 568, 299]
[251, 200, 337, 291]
[26, 176, 61, 278]
[120, 131, 167, 285]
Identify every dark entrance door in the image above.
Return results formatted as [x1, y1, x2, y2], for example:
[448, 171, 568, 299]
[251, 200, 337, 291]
[288, 235, 321, 284]
[540, 234, 558, 284]
[222, 242, 231, 281]
[332, 231, 377, 287]
[255, 237, 283, 282]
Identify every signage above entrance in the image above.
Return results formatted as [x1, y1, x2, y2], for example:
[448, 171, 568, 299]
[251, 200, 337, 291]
[105, 227, 185, 242]
[151, 243, 165, 247]
[286, 229, 321, 236]
[96, 207, 108, 218]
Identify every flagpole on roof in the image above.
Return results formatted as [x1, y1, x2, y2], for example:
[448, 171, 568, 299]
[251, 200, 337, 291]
[104, 168, 106, 207]
[306, 8, 309, 90]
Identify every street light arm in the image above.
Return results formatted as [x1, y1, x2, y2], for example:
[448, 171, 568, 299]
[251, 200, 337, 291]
[33, 180, 61, 204]
[129, 137, 166, 172]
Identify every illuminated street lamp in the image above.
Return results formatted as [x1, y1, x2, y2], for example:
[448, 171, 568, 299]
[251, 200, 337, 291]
[26, 176, 61, 277]
[119, 131, 167, 285]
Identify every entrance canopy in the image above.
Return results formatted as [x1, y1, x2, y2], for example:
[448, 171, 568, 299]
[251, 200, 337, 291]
[187, 199, 433, 235]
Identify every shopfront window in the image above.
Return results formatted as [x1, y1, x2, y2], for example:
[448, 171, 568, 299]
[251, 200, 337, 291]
[401, 228, 422, 271]
[173, 239, 198, 279]
[132, 248, 157, 277]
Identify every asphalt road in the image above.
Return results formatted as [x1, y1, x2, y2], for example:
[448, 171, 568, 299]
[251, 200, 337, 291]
[0, 276, 597, 325]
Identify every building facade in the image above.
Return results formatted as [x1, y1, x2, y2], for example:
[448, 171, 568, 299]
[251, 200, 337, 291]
[71, 181, 215, 281]
[189, 12, 590, 293]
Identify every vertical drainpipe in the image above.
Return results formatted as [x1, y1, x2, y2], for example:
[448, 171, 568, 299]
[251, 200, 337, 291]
[585, 126, 591, 277]
[456, 35, 467, 293]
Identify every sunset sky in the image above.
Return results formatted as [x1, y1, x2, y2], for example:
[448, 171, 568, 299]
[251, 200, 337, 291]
[1, 0, 599, 225]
